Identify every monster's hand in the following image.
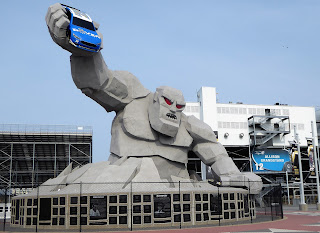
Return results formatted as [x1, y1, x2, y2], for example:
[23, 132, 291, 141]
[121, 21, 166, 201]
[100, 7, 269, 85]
[219, 173, 263, 194]
[45, 3, 103, 56]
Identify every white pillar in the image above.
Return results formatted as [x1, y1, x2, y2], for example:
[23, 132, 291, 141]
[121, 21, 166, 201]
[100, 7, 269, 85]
[294, 125, 307, 210]
[311, 121, 320, 209]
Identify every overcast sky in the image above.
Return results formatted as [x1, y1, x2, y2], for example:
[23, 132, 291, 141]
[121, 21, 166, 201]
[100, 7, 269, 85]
[1, 1, 319, 162]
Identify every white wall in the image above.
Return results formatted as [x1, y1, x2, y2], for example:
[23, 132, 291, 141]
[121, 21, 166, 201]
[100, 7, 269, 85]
[186, 86, 317, 147]
[183, 102, 201, 119]
[286, 106, 317, 146]
[216, 104, 317, 147]
[216, 103, 250, 146]
[197, 87, 217, 130]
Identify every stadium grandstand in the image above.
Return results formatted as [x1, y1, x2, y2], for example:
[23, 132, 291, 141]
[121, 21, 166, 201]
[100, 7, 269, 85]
[0, 124, 92, 195]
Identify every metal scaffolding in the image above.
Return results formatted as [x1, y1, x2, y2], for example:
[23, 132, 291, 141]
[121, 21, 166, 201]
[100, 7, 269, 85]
[0, 124, 92, 191]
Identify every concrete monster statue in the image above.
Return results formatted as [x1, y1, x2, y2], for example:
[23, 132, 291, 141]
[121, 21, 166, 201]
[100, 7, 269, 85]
[45, 3, 262, 193]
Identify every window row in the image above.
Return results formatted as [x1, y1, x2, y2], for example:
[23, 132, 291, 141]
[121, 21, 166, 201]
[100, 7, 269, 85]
[218, 121, 248, 129]
[218, 107, 290, 116]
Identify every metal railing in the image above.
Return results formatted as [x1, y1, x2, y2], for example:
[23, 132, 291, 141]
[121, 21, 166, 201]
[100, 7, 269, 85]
[0, 124, 92, 135]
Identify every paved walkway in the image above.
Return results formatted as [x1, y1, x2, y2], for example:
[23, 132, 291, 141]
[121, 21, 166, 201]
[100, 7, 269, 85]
[111, 206, 320, 233]
[2, 205, 320, 233]
[111, 205, 320, 233]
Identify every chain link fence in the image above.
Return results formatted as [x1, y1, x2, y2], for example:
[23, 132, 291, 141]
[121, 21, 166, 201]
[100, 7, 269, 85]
[2, 181, 283, 232]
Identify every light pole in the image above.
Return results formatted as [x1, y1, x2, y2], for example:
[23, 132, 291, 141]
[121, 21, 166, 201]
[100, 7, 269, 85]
[293, 125, 308, 211]
[310, 121, 320, 210]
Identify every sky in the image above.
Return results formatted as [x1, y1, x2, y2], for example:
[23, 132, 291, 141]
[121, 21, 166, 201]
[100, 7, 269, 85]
[1, 1, 319, 163]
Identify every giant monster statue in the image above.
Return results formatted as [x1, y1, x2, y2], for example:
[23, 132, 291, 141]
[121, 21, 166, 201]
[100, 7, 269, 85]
[45, 3, 262, 193]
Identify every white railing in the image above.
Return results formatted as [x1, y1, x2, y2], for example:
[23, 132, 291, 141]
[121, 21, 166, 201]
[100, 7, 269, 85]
[0, 124, 92, 135]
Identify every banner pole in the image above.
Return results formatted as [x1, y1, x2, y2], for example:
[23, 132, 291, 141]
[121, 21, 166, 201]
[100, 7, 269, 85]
[286, 171, 290, 205]
[294, 125, 307, 210]
[311, 121, 320, 209]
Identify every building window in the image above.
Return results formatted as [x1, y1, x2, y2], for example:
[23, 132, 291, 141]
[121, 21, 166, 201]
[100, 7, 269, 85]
[270, 109, 281, 116]
[239, 108, 247, 114]
[282, 109, 289, 115]
[290, 123, 304, 131]
[248, 108, 256, 115]
[218, 121, 248, 129]
[184, 105, 200, 113]
[218, 106, 247, 115]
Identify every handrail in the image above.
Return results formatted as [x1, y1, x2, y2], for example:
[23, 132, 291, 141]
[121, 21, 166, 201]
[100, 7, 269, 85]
[0, 124, 92, 135]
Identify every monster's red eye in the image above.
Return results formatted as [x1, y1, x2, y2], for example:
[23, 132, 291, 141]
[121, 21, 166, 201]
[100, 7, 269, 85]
[176, 104, 184, 109]
[164, 97, 172, 105]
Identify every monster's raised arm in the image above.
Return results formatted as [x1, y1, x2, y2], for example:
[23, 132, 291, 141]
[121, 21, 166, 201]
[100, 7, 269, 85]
[46, 3, 149, 112]
[70, 54, 150, 112]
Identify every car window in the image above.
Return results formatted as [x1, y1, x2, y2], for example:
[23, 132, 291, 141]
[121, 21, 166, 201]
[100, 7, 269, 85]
[73, 17, 95, 31]
[66, 10, 72, 20]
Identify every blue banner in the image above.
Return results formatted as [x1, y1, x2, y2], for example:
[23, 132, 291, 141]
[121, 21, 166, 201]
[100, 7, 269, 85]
[252, 149, 291, 172]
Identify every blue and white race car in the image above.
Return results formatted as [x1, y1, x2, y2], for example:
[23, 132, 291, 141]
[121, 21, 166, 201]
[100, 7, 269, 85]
[62, 4, 101, 52]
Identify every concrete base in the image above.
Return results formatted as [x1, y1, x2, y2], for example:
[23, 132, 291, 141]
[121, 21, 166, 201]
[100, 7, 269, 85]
[317, 203, 320, 211]
[12, 186, 256, 230]
[299, 203, 308, 211]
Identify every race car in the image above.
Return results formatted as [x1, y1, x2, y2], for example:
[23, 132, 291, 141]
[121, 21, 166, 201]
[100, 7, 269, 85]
[62, 4, 101, 52]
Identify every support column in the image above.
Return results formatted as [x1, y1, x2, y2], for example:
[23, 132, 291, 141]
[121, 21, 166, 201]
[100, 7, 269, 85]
[54, 144, 57, 178]
[294, 126, 308, 211]
[201, 162, 207, 180]
[8, 144, 13, 204]
[286, 171, 290, 205]
[89, 143, 92, 163]
[249, 145, 253, 172]
[32, 144, 35, 188]
[311, 121, 320, 210]
[68, 144, 71, 165]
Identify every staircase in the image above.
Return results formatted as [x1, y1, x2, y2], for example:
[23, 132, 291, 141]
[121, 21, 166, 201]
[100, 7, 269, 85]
[256, 133, 278, 145]
[256, 185, 275, 207]
[248, 115, 290, 146]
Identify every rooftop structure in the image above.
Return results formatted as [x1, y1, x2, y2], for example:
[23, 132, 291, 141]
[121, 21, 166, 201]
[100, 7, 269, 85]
[0, 124, 92, 190]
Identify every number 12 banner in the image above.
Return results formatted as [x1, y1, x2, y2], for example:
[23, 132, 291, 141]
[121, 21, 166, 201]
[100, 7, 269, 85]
[252, 149, 291, 172]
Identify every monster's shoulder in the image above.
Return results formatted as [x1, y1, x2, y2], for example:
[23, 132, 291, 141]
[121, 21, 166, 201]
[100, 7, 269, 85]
[88, 70, 150, 112]
[111, 70, 150, 100]
[122, 94, 159, 141]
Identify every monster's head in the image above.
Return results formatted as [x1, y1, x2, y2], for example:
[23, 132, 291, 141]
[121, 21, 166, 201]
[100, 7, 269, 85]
[148, 86, 186, 137]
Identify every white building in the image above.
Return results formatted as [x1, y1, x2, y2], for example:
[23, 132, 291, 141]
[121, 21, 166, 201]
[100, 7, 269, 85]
[184, 87, 318, 183]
